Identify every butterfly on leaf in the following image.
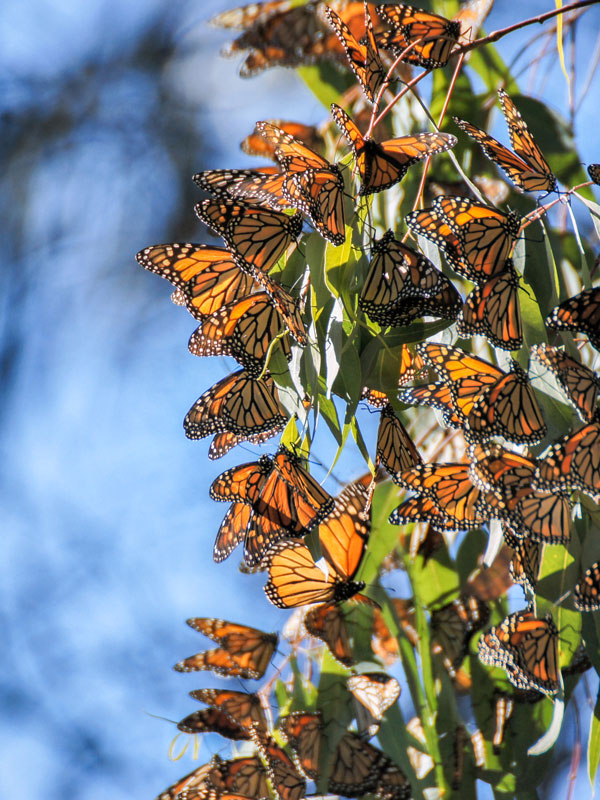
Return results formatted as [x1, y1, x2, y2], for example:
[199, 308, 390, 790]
[545, 286, 600, 351]
[469, 443, 571, 546]
[405, 196, 521, 285]
[331, 103, 456, 195]
[184, 369, 287, 444]
[391, 462, 494, 532]
[263, 480, 371, 608]
[188, 292, 292, 376]
[531, 343, 600, 423]
[456, 262, 523, 351]
[454, 89, 557, 193]
[416, 342, 547, 445]
[324, 2, 386, 103]
[211, 446, 334, 528]
[359, 229, 461, 327]
[347, 672, 401, 737]
[478, 609, 560, 696]
[251, 731, 306, 800]
[430, 594, 490, 678]
[534, 420, 600, 496]
[195, 198, 303, 278]
[173, 618, 278, 679]
[376, 403, 422, 476]
[254, 120, 346, 244]
[188, 688, 268, 734]
[304, 602, 356, 667]
[503, 529, 541, 596]
[189, 754, 270, 800]
[136, 243, 256, 320]
[376, 4, 460, 69]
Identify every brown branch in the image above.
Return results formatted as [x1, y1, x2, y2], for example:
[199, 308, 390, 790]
[455, 0, 600, 56]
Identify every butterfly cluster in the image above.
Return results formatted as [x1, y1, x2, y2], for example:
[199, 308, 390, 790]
[138, 1, 600, 797]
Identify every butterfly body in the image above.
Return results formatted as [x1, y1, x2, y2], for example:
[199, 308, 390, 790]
[377, 4, 460, 69]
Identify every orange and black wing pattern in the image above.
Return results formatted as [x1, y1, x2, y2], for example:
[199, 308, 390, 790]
[187, 291, 291, 376]
[241, 120, 324, 160]
[136, 243, 255, 320]
[304, 602, 354, 667]
[478, 610, 560, 695]
[534, 420, 600, 496]
[193, 165, 291, 209]
[531, 343, 600, 423]
[376, 403, 422, 476]
[189, 688, 267, 733]
[174, 617, 278, 679]
[359, 229, 461, 326]
[545, 287, 600, 351]
[332, 103, 456, 195]
[255, 121, 345, 245]
[457, 265, 522, 350]
[574, 560, 600, 611]
[377, 4, 460, 68]
[195, 198, 303, 277]
[184, 369, 287, 441]
[453, 90, 556, 193]
[324, 2, 386, 103]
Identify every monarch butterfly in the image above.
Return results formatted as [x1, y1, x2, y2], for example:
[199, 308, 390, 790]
[376, 4, 460, 69]
[430, 595, 490, 678]
[195, 755, 270, 800]
[331, 103, 456, 195]
[263, 480, 370, 607]
[588, 163, 600, 185]
[193, 165, 291, 209]
[453, 90, 557, 193]
[469, 443, 571, 545]
[211, 445, 334, 527]
[392, 462, 494, 531]
[173, 618, 278, 679]
[531, 343, 600, 423]
[503, 529, 540, 596]
[177, 707, 251, 740]
[210, 0, 296, 30]
[135, 243, 256, 320]
[241, 120, 324, 160]
[278, 711, 323, 780]
[255, 121, 345, 245]
[188, 688, 268, 734]
[457, 265, 523, 350]
[574, 560, 600, 611]
[324, 3, 386, 103]
[405, 197, 521, 284]
[188, 292, 292, 376]
[155, 761, 214, 800]
[417, 342, 547, 444]
[478, 610, 560, 695]
[491, 691, 514, 755]
[370, 600, 419, 667]
[251, 732, 306, 800]
[534, 420, 600, 496]
[359, 230, 461, 327]
[376, 403, 422, 476]
[398, 381, 463, 428]
[347, 673, 401, 736]
[194, 198, 303, 278]
[545, 287, 600, 351]
[208, 429, 281, 461]
[304, 602, 354, 666]
[184, 369, 287, 442]
[329, 732, 411, 799]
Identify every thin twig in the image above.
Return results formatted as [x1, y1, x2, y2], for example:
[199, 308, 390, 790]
[454, 0, 600, 57]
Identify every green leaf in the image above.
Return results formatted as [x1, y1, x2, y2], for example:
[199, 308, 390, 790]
[297, 62, 353, 110]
